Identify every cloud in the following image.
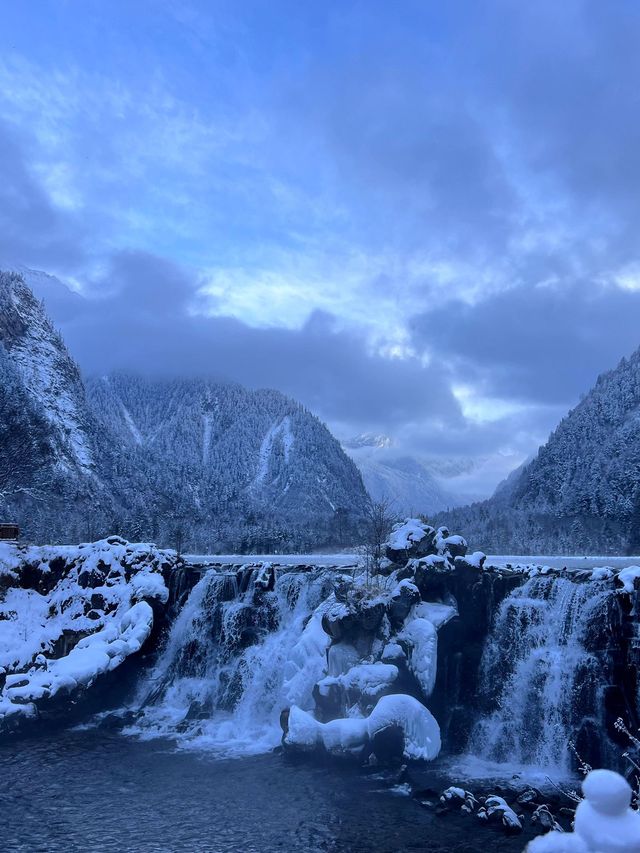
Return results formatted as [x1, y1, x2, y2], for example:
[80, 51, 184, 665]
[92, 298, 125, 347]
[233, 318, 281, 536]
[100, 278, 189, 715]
[40, 250, 463, 435]
[0, 119, 85, 270]
[411, 281, 640, 405]
[4, 0, 640, 497]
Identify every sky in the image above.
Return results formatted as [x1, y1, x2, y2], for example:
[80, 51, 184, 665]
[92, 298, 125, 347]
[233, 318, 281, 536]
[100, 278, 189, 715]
[2, 0, 640, 497]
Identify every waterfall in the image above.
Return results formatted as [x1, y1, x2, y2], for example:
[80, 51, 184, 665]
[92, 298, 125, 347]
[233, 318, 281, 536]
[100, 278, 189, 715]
[125, 565, 335, 757]
[469, 575, 615, 774]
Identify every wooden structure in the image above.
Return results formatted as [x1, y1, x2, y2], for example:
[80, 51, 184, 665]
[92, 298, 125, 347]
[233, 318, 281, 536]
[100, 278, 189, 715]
[0, 523, 19, 541]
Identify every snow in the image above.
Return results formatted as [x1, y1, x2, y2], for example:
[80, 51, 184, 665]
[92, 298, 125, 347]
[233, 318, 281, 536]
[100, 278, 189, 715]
[413, 601, 457, 629]
[121, 404, 143, 445]
[254, 416, 294, 486]
[591, 567, 614, 581]
[463, 551, 486, 568]
[317, 662, 398, 698]
[388, 519, 430, 551]
[3, 601, 153, 708]
[202, 413, 212, 465]
[527, 769, 640, 853]
[617, 566, 640, 593]
[367, 694, 441, 761]
[0, 539, 171, 724]
[398, 616, 438, 697]
[285, 693, 441, 761]
[381, 641, 405, 661]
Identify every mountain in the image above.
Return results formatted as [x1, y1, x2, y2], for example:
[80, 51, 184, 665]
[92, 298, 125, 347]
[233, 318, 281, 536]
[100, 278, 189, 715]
[0, 271, 109, 541]
[0, 272, 369, 551]
[343, 434, 471, 517]
[86, 374, 369, 551]
[438, 350, 640, 554]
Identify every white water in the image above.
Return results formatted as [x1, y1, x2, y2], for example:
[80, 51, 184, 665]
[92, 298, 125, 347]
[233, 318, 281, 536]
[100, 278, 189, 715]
[126, 567, 333, 757]
[470, 575, 613, 775]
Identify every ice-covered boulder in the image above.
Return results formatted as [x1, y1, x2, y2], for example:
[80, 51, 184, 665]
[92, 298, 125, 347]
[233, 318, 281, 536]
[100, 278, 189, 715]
[0, 538, 174, 728]
[527, 769, 640, 852]
[283, 692, 441, 763]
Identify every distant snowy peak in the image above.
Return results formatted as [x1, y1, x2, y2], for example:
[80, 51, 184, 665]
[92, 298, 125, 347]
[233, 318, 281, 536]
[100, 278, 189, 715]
[0, 271, 95, 471]
[344, 437, 472, 516]
[344, 433, 393, 450]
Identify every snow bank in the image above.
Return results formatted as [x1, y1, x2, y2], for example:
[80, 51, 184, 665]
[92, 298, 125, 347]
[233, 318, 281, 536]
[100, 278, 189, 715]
[527, 769, 640, 853]
[285, 693, 441, 761]
[0, 538, 173, 725]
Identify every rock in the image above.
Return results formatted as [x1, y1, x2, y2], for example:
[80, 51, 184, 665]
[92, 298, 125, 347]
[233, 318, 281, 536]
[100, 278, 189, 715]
[77, 561, 108, 589]
[480, 796, 523, 834]
[389, 581, 421, 628]
[439, 786, 478, 814]
[385, 519, 437, 566]
[531, 804, 561, 831]
[322, 603, 358, 641]
[370, 723, 405, 765]
[90, 593, 106, 610]
[517, 787, 543, 808]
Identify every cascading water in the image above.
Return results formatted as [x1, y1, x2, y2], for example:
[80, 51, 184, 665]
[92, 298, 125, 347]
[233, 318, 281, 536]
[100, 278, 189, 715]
[125, 565, 335, 756]
[469, 575, 615, 775]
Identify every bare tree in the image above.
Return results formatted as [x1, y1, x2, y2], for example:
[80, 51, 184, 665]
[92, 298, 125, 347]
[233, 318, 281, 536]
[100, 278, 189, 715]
[360, 496, 397, 585]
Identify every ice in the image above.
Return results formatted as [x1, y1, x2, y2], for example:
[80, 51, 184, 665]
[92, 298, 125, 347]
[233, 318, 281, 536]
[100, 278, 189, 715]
[398, 616, 438, 697]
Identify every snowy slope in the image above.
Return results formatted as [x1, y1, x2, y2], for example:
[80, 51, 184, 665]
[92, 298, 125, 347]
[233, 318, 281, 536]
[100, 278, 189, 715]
[85, 374, 370, 551]
[439, 348, 640, 554]
[0, 271, 95, 471]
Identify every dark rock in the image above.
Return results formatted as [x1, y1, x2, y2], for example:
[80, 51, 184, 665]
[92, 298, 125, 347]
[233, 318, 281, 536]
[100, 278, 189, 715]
[370, 723, 405, 765]
[389, 582, 420, 628]
[90, 593, 105, 610]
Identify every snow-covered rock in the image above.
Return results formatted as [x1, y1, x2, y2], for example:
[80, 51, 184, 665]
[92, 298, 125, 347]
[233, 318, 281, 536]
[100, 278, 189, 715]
[283, 693, 441, 762]
[386, 519, 436, 565]
[0, 538, 173, 727]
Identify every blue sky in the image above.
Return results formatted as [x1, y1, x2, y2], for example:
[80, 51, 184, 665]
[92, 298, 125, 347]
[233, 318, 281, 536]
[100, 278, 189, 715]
[2, 0, 640, 496]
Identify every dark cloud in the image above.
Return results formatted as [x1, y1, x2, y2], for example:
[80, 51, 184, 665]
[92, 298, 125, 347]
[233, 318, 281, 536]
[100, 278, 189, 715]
[38, 250, 463, 433]
[0, 120, 85, 271]
[412, 282, 640, 405]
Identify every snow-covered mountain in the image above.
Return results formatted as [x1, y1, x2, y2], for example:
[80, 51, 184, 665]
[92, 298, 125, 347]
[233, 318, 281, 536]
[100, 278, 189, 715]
[0, 271, 95, 472]
[0, 271, 107, 542]
[438, 349, 640, 554]
[86, 374, 369, 551]
[343, 434, 473, 517]
[0, 272, 369, 550]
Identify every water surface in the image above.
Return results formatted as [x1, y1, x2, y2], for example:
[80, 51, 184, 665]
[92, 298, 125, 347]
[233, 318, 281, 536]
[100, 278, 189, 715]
[0, 729, 539, 852]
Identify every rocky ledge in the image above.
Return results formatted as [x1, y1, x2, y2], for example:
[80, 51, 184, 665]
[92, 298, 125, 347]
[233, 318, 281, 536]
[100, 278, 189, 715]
[0, 536, 177, 731]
